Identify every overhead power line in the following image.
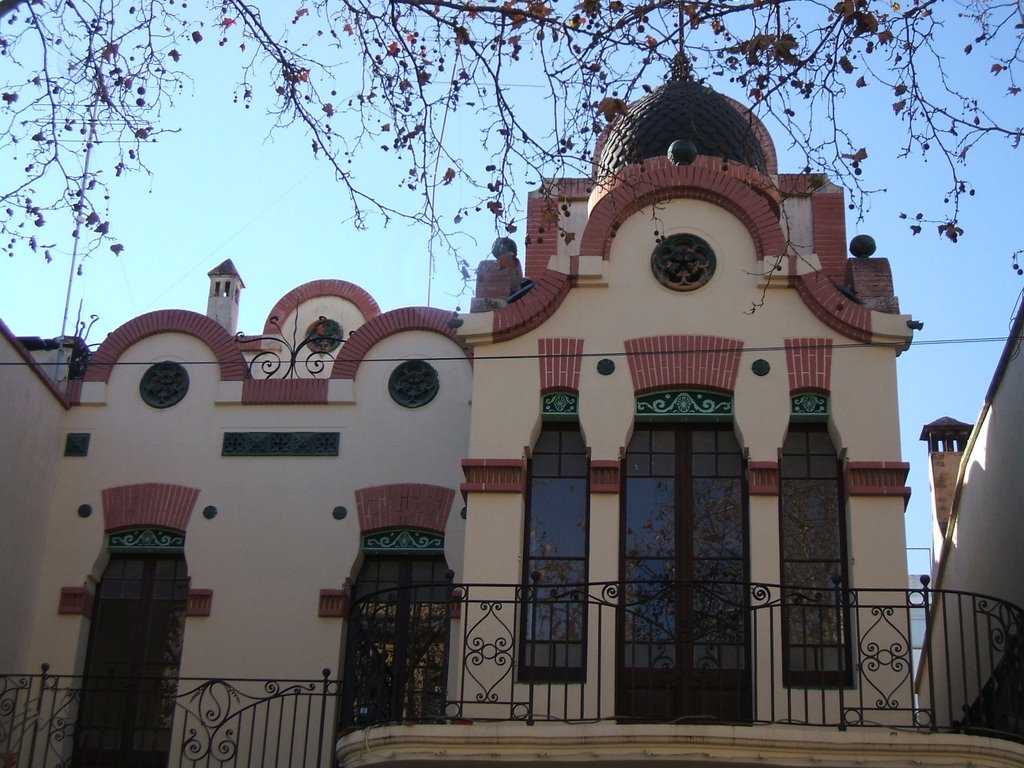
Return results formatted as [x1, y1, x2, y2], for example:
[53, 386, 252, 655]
[1, 335, 1019, 369]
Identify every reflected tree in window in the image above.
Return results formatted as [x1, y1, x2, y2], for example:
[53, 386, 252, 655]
[522, 423, 589, 680]
[342, 556, 452, 726]
[780, 423, 851, 686]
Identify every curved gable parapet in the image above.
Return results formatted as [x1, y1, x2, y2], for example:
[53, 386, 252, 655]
[263, 279, 381, 335]
[330, 307, 469, 379]
[491, 270, 572, 343]
[101, 483, 201, 533]
[582, 157, 785, 266]
[625, 335, 744, 394]
[794, 273, 873, 344]
[84, 309, 247, 383]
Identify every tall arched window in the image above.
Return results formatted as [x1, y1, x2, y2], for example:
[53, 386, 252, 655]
[521, 422, 589, 680]
[779, 423, 851, 686]
[76, 553, 189, 768]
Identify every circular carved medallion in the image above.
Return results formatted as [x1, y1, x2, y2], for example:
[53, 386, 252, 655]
[389, 360, 440, 408]
[139, 361, 189, 409]
[651, 233, 717, 291]
[305, 317, 344, 353]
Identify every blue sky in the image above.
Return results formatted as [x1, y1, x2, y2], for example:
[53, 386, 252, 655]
[2, 9, 1022, 569]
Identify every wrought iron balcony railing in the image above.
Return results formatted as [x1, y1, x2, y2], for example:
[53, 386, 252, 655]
[0, 669, 339, 768]
[341, 578, 1024, 740]
[2, 580, 1022, 768]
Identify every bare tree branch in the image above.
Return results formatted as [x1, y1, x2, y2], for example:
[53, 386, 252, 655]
[1, 0, 1021, 271]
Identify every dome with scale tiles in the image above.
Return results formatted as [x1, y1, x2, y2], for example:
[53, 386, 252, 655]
[596, 68, 768, 177]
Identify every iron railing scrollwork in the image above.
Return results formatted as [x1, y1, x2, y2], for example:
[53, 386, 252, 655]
[342, 578, 1024, 742]
[0, 668, 339, 768]
[4, 581, 1024, 767]
[237, 315, 350, 380]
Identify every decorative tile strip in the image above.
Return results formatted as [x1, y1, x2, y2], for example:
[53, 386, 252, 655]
[361, 529, 444, 553]
[636, 390, 733, 419]
[222, 431, 340, 457]
[791, 392, 829, 417]
[64, 433, 91, 457]
[108, 527, 186, 551]
[542, 391, 578, 416]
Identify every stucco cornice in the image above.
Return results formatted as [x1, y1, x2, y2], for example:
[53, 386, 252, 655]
[337, 722, 1024, 768]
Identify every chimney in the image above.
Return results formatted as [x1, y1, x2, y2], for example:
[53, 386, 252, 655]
[470, 238, 525, 313]
[919, 417, 974, 556]
[206, 259, 245, 334]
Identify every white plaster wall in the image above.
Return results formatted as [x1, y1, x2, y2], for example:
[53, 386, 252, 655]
[24, 326, 472, 681]
[0, 330, 67, 671]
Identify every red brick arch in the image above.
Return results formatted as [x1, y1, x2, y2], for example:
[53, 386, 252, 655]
[263, 279, 381, 335]
[580, 156, 786, 268]
[794, 273, 873, 344]
[784, 337, 834, 394]
[84, 310, 247, 383]
[355, 484, 456, 534]
[101, 483, 201, 533]
[625, 335, 744, 394]
[331, 307, 470, 379]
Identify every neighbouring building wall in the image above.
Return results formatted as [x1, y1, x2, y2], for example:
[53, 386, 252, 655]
[0, 321, 67, 671]
[936, 310, 1024, 609]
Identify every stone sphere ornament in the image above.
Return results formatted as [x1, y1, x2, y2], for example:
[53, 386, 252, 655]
[667, 139, 698, 166]
[849, 234, 877, 258]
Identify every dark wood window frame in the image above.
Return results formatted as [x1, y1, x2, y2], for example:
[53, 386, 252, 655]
[779, 422, 853, 688]
[520, 422, 590, 683]
[341, 555, 453, 727]
[75, 553, 189, 768]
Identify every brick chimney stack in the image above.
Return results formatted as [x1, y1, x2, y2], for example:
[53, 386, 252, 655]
[470, 238, 524, 313]
[920, 417, 974, 568]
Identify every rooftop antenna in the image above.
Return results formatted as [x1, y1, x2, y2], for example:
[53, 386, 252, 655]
[56, 98, 99, 384]
[674, 0, 690, 80]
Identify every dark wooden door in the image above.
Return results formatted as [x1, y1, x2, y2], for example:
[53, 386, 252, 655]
[618, 426, 750, 721]
[76, 555, 188, 768]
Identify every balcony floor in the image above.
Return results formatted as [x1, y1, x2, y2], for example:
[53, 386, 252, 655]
[337, 720, 1024, 768]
